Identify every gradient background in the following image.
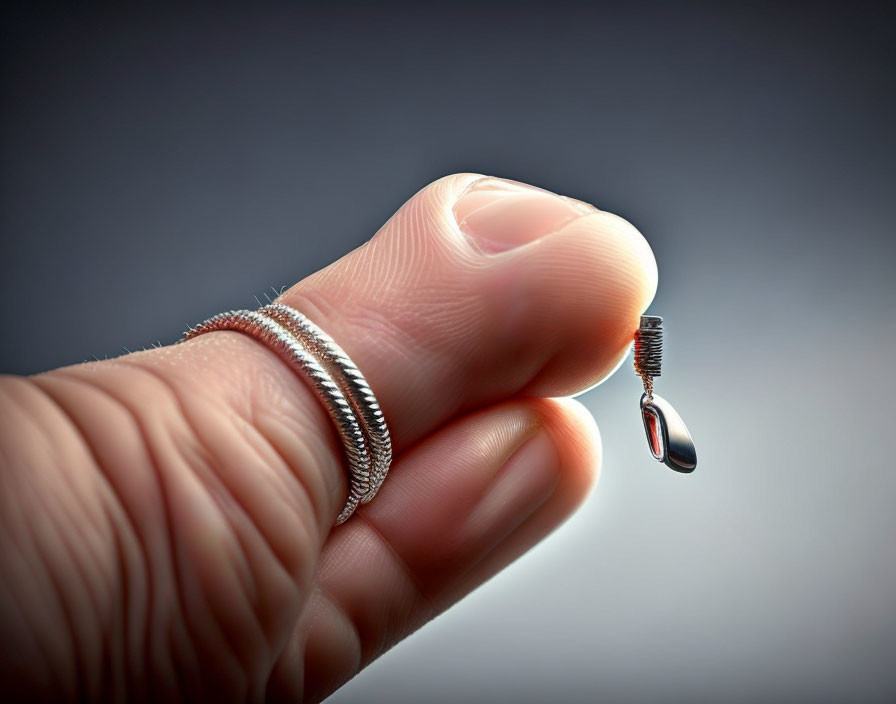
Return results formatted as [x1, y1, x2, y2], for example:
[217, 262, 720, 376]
[2, 3, 895, 702]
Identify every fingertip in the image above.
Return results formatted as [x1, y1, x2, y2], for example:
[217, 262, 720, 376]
[601, 210, 659, 315]
[564, 209, 659, 317]
[512, 209, 659, 398]
[533, 396, 602, 509]
[274, 174, 657, 458]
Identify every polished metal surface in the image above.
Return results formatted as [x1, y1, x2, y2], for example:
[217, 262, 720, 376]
[640, 393, 697, 473]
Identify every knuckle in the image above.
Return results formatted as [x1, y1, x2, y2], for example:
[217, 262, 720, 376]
[22, 360, 320, 698]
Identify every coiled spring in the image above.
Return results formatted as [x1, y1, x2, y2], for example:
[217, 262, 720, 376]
[634, 315, 663, 393]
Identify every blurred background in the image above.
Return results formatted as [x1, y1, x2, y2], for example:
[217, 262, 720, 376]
[2, 2, 894, 702]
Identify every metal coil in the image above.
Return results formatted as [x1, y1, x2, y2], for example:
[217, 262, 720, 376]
[260, 303, 393, 504]
[634, 315, 663, 379]
[182, 309, 372, 524]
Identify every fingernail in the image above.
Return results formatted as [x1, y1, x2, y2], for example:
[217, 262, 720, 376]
[453, 177, 597, 253]
[467, 431, 560, 539]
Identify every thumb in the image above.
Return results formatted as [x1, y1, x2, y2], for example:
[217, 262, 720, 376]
[0, 174, 656, 700]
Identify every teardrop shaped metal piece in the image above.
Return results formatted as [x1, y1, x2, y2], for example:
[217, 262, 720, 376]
[640, 393, 697, 473]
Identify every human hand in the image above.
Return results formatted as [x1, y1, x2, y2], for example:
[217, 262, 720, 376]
[0, 174, 657, 702]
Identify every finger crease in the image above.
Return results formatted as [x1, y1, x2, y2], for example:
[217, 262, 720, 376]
[352, 511, 436, 619]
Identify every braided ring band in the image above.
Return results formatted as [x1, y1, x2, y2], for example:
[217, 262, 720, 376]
[260, 303, 392, 503]
[182, 307, 390, 524]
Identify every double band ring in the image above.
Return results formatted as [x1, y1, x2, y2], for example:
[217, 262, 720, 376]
[182, 303, 392, 524]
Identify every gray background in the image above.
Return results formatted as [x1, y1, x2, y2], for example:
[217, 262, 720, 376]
[2, 2, 895, 702]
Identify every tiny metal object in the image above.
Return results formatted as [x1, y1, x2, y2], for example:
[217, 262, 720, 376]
[634, 315, 697, 473]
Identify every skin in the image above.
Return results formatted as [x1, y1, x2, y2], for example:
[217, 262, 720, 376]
[0, 174, 657, 702]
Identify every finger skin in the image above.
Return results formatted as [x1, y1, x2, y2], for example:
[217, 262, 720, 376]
[0, 174, 654, 701]
[270, 396, 600, 703]
[278, 173, 656, 450]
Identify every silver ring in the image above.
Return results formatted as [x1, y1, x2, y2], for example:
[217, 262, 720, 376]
[182, 307, 390, 524]
[259, 303, 393, 503]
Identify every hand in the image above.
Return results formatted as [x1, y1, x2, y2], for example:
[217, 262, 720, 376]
[0, 174, 657, 702]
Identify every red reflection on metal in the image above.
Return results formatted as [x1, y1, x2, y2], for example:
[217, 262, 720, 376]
[643, 406, 663, 459]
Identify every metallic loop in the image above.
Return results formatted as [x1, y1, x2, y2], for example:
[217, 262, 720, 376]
[182, 309, 378, 524]
[640, 393, 697, 473]
[260, 303, 393, 504]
